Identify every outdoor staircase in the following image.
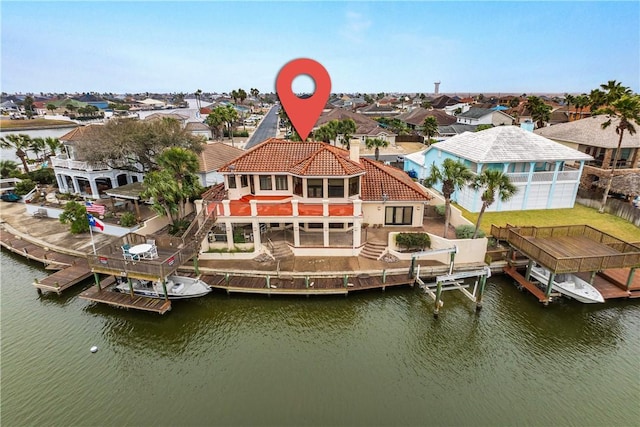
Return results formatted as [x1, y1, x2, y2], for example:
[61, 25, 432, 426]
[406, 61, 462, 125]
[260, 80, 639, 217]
[360, 240, 387, 260]
[269, 240, 293, 259]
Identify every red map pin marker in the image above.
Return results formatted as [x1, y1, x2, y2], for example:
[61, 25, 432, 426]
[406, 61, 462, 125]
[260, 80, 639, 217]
[276, 58, 331, 141]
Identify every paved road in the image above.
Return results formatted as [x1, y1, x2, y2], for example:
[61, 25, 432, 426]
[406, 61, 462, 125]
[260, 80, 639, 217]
[245, 104, 280, 149]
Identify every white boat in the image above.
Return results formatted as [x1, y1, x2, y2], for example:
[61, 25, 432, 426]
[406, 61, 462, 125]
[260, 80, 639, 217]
[529, 264, 605, 304]
[114, 275, 211, 300]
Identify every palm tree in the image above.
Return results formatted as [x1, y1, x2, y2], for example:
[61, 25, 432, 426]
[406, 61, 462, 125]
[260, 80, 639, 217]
[313, 125, 335, 143]
[0, 160, 20, 178]
[224, 105, 239, 146]
[595, 93, 640, 212]
[156, 147, 202, 219]
[29, 137, 47, 161]
[0, 134, 31, 172]
[205, 108, 226, 140]
[364, 138, 390, 161]
[600, 80, 632, 105]
[423, 158, 473, 238]
[238, 89, 247, 105]
[44, 137, 62, 160]
[470, 169, 517, 238]
[335, 119, 357, 149]
[46, 103, 57, 115]
[250, 88, 260, 99]
[575, 94, 590, 119]
[526, 96, 552, 128]
[194, 89, 202, 111]
[421, 116, 439, 145]
[230, 90, 239, 104]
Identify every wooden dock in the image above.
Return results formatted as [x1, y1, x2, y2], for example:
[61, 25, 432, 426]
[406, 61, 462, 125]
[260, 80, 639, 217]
[1, 229, 77, 269]
[503, 265, 552, 304]
[201, 272, 413, 295]
[79, 277, 172, 314]
[33, 259, 92, 295]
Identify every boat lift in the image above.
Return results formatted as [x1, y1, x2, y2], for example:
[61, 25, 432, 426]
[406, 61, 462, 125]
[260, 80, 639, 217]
[411, 246, 492, 317]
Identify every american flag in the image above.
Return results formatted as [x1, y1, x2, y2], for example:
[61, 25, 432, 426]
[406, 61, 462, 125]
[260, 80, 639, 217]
[85, 202, 106, 216]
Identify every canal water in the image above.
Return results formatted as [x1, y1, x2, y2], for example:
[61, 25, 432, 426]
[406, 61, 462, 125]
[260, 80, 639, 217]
[1, 250, 638, 426]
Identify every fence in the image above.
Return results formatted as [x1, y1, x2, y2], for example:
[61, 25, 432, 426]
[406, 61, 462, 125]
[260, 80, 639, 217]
[576, 190, 640, 227]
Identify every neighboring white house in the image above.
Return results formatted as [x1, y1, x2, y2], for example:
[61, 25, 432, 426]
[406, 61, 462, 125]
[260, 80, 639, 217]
[456, 107, 514, 126]
[404, 126, 593, 212]
[52, 125, 144, 199]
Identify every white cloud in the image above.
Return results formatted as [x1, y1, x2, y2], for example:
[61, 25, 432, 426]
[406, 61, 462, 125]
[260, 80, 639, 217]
[340, 11, 372, 44]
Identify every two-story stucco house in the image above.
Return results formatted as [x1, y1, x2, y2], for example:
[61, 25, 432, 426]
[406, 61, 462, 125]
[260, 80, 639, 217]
[52, 125, 143, 199]
[534, 115, 640, 189]
[206, 138, 431, 256]
[404, 126, 593, 212]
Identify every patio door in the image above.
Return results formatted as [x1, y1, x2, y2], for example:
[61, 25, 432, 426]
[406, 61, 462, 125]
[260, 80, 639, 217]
[385, 206, 413, 225]
[249, 175, 255, 194]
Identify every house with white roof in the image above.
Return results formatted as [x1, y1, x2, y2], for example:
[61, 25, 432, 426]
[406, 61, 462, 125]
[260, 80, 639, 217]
[206, 138, 431, 255]
[404, 126, 593, 212]
[456, 107, 514, 126]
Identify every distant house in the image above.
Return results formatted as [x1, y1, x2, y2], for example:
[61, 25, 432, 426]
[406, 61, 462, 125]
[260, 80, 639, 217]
[143, 112, 189, 128]
[395, 108, 456, 130]
[196, 142, 244, 187]
[52, 125, 143, 199]
[429, 95, 461, 109]
[356, 103, 398, 117]
[209, 138, 430, 255]
[404, 126, 592, 212]
[534, 116, 640, 189]
[186, 122, 212, 140]
[315, 108, 396, 145]
[456, 107, 514, 126]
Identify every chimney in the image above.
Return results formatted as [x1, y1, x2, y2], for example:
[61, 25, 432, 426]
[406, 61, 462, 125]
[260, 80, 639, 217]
[350, 140, 360, 163]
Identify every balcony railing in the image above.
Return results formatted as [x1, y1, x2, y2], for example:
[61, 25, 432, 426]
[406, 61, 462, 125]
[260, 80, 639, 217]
[51, 155, 132, 171]
[585, 159, 636, 170]
[505, 169, 581, 184]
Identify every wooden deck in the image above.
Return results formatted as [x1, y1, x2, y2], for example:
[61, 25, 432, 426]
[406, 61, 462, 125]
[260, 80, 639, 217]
[492, 225, 640, 274]
[33, 259, 92, 295]
[201, 273, 414, 295]
[503, 265, 550, 304]
[79, 278, 172, 314]
[1, 229, 77, 269]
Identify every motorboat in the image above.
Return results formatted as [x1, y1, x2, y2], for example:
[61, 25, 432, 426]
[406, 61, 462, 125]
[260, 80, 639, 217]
[114, 275, 211, 299]
[529, 264, 605, 303]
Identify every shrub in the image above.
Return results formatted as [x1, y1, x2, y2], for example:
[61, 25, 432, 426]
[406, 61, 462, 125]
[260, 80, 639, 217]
[455, 225, 485, 239]
[120, 212, 137, 227]
[14, 179, 36, 195]
[27, 168, 56, 185]
[223, 130, 250, 137]
[396, 232, 430, 251]
[434, 204, 446, 217]
[59, 201, 89, 234]
[169, 219, 190, 236]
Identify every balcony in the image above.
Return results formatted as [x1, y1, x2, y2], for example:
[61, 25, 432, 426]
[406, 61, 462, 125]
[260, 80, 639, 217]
[585, 159, 636, 170]
[51, 155, 131, 172]
[505, 169, 581, 184]
[208, 195, 359, 219]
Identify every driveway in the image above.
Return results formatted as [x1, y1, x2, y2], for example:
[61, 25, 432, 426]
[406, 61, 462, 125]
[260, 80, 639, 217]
[245, 104, 279, 149]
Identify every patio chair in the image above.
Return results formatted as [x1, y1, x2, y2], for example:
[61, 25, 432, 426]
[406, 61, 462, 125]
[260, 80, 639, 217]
[122, 244, 134, 260]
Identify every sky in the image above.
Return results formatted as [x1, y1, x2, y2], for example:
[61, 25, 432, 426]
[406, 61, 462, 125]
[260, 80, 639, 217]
[1, 1, 639, 95]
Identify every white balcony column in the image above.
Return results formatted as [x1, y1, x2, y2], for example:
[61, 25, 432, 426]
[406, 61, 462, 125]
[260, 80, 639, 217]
[353, 199, 362, 216]
[55, 174, 67, 193]
[291, 199, 299, 216]
[222, 200, 231, 216]
[546, 161, 562, 209]
[250, 200, 258, 217]
[293, 221, 300, 247]
[225, 221, 234, 250]
[323, 221, 329, 247]
[89, 179, 100, 200]
[252, 220, 262, 250]
[71, 177, 81, 194]
[353, 219, 361, 248]
[522, 162, 536, 210]
[322, 199, 329, 216]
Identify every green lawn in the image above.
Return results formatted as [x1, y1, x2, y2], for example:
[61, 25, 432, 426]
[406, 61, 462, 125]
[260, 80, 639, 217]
[0, 118, 77, 130]
[457, 204, 640, 242]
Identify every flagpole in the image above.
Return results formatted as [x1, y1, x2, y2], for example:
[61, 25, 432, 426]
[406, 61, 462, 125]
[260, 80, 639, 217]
[88, 216, 97, 255]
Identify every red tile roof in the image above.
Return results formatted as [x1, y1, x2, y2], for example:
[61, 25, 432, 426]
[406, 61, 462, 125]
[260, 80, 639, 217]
[218, 138, 365, 176]
[59, 124, 102, 143]
[361, 158, 431, 202]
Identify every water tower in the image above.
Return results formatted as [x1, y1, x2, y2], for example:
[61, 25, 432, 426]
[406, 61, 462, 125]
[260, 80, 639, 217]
[434, 81, 441, 95]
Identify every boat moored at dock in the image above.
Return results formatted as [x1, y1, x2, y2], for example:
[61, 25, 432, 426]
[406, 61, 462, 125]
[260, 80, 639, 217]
[530, 264, 605, 303]
[114, 275, 212, 300]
